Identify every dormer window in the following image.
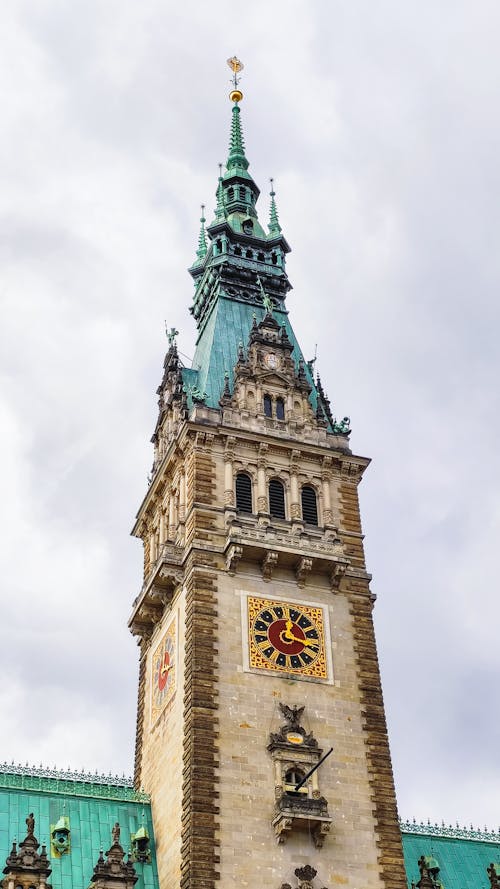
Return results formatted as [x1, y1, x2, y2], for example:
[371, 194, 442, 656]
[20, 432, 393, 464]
[242, 218, 254, 235]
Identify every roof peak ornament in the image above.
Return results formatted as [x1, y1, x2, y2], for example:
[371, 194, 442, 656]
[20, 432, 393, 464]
[227, 56, 244, 103]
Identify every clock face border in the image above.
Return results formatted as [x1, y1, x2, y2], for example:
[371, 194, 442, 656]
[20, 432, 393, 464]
[242, 594, 333, 684]
[151, 614, 177, 724]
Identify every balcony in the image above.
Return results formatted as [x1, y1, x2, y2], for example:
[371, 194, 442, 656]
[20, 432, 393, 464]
[128, 542, 184, 639]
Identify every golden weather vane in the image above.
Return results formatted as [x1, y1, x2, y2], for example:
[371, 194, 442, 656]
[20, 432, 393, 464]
[227, 56, 244, 103]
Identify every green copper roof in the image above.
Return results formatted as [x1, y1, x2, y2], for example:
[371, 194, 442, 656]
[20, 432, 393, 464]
[402, 822, 500, 888]
[183, 100, 342, 430]
[188, 297, 322, 416]
[0, 769, 158, 889]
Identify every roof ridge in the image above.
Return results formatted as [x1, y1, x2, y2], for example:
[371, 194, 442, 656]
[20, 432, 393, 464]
[0, 760, 133, 788]
[399, 817, 500, 845]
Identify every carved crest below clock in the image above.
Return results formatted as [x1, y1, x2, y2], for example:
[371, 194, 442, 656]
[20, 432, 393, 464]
[151, 616, 177, 722]
[247, 596, 329, 680]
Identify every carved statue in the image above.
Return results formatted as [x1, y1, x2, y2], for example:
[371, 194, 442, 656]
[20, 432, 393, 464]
[279, 703, 305, 731]
[26, 813, 35, 838]
[112, 822, 121, 845]
[332, 416, 351, 435]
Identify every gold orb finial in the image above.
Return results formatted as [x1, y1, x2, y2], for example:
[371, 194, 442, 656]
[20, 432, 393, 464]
[227, 56, 244, 102]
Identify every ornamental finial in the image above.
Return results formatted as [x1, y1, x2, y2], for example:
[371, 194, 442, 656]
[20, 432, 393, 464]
[227, 56, 244, 103]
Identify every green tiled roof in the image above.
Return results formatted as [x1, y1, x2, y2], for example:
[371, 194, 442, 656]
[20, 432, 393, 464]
[0, 768, 158, 889]
[188, 298, 322, 416]
[402, 821, 500, 888]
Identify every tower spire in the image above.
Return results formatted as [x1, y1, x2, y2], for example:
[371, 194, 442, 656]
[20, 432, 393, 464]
[268, 178, 282, 235]
[226, 57, 248, 172]
[215, 163, 224, 219]
[195, 204, 207, 260]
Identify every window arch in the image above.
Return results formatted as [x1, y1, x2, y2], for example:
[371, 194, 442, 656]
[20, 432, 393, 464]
[301, 485, 318, 525]
[269, 479, 286, 519]
[263, 394, 273, 418]
[235, 473, 252, 514]
[276, 397, 285, 420]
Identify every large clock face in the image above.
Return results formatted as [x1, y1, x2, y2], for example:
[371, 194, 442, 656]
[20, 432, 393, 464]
[248, 596, 328, 679]
[151, 618, 176, 722]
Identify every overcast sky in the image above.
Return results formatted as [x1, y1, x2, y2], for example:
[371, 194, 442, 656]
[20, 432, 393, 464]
[1, 0, 499, 832]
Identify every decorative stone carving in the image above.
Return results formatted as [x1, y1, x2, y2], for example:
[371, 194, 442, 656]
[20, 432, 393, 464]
[281, 865, 329, 889]
[89, 823, 138, 889]
[262, 550, 279, 581]
[226, 544, 243, 575]
[2, 813, 52, 889]
[415, 855, 442, 889]
[296, 557, 313, 587]
[488, 863, 500, 889]
[330, 562, 348, 591]
[268, 705, 332, 847]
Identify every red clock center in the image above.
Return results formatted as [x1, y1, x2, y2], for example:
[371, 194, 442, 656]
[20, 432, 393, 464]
[158, 652, 171, 691]
[267, 620, 306, 655]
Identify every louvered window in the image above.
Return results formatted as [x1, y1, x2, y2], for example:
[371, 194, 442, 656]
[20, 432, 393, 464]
[276, 397, 285, 420]
[269, 479, 286, 519]
[235, 473, 252, 514]
[263, 394, 273, 417]
[301, 485, 318, 525]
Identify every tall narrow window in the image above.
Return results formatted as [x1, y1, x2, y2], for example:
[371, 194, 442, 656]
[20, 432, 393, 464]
[301, 485, 318, 525]
[235, 473, 252, 513]
[276, 397, 285, 420]
[269, 479, 286, 519]
[263, 394, 273, 417]
[228, 187, 234, 201]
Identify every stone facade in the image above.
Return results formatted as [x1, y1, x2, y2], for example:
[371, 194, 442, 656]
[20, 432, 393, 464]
[129, 85, 406, 889]
[130, 411, 407, 889]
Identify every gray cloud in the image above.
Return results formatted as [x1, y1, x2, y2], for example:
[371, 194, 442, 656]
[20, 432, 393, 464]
[1, 0, 499, 827]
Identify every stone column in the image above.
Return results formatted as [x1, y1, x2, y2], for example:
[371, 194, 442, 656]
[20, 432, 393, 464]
[322, 456, 334, 526]
[224, 437, 236, 508]
[168, 487, 176, 540]
[290, 449, 301, 520]
[257, 443, 268, 513]
[178, 470, 186, 523]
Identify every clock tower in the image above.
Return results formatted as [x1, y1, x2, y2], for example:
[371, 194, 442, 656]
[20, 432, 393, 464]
[129, 60, 407, 889]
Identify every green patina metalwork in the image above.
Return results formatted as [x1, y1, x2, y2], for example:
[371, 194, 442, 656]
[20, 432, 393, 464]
[268, 180, 282, 236]
[401, 822, 500, 888]
[184, 100, 344, 430]
[0, 764, 148, 803]
[0, 770, 158, 889]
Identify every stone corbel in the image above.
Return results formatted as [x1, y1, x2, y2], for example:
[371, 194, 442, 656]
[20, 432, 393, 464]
[226, 544, 243, 575]
[295, 557, 313, 587]
[273, 816, 293, 844]
[330, 562, 348, 591]
[312, 821, 331, 849]
[262, 550, 279, 581]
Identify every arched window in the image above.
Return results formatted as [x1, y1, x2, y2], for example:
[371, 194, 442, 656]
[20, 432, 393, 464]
[235, 473, 252, 513]
[284, 766, 305, 788]
[228, 187, 234, 201]
[239, 186, 246, 201]
[301, 485, 318, 525]
[245, 249, 253, 259]
[276, 397, 285, 420]
[263, 394, 273, 418]
[269, 479, 286, 519]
